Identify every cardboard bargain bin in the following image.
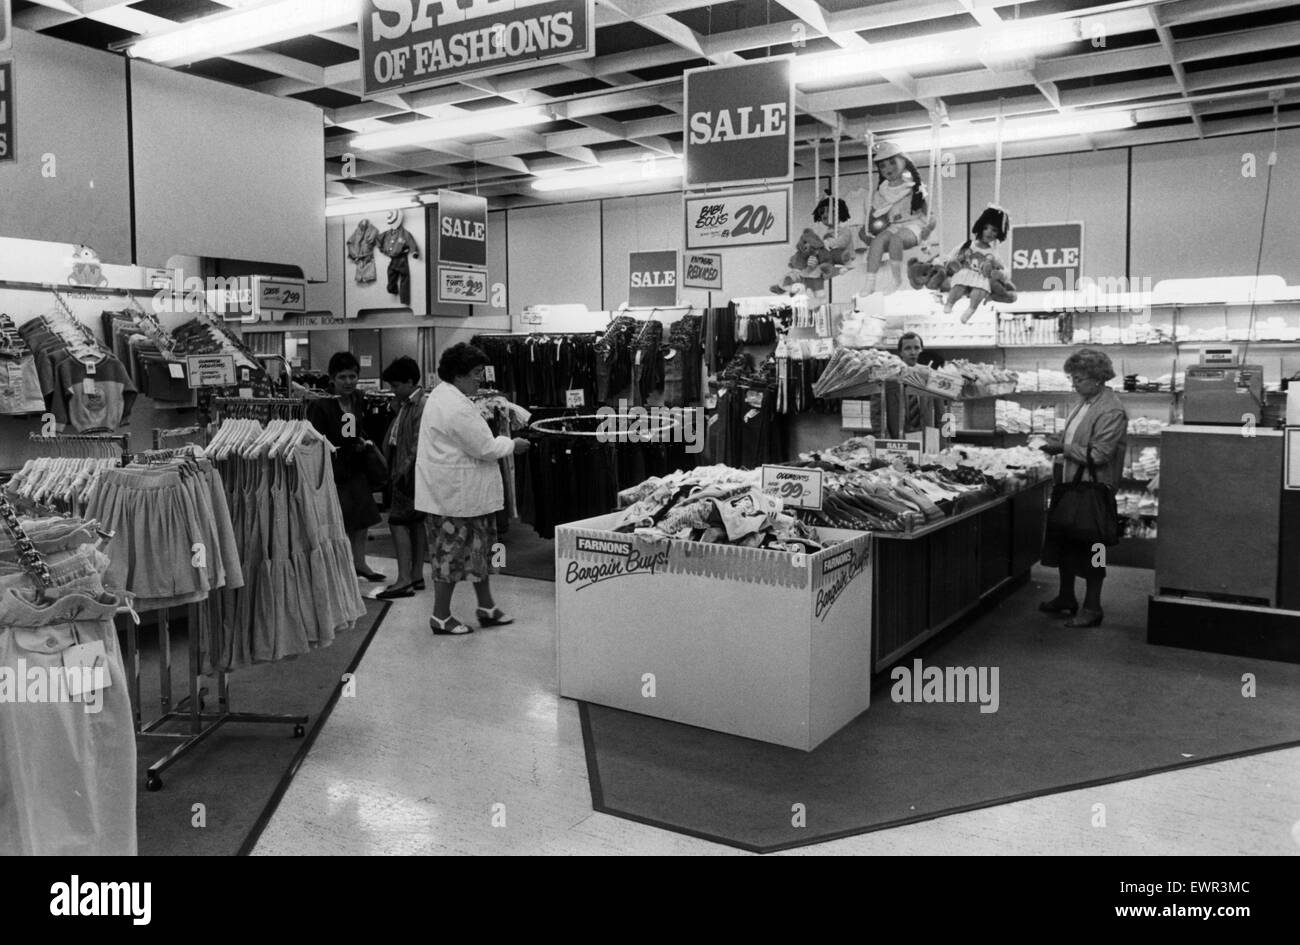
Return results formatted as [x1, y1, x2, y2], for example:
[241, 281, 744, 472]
[556, 514, 873, 751]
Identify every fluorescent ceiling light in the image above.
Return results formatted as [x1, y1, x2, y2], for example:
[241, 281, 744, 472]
[128, 0, 357, 65]
[532, 158, 683, 193]
[883, 110, 1135, 153]
[792, 18, 1081, 84]
[350, 108, 552, 151]
[325, 192, 422, 218]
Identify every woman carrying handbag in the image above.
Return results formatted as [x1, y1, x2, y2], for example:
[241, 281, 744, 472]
[1037, 348, 1129, 628]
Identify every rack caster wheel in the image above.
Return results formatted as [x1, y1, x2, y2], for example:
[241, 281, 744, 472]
[293, 724, 305, 738]
[146, 774, 163, 792]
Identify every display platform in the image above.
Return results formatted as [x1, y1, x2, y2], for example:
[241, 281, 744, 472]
[555, 514, 873, 751]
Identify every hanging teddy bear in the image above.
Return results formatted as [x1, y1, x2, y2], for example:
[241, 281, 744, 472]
[770, 227, 854, 300]
[68, 244, 108, 287]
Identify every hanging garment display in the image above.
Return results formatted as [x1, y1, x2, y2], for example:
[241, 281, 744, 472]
[378, 224, 421, 304]
[101, 309, 192, 403]
[594, 316, 640, 404]
[347, 219, 381, 285]
[0, 314, 45, 415]
[204, 419, 367, 672]
[662, 313, 703, 408]
[0, 496, 137, 856]
[17, 314, 138, 432]
[471, 333, 600, 408]
[707, 353, 789, 468]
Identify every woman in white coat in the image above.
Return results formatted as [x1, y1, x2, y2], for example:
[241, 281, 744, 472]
[415, 343, 530, 635]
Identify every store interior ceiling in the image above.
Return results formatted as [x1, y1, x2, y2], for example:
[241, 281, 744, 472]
[15, 0, 1300, 208]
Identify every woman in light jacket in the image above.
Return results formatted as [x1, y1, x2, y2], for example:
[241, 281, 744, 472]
[1038, 348, 1128, 628]
[415, 343, 530, 636]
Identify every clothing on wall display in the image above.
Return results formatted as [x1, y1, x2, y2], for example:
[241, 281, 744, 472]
[472, 333, 600, 409]
[0, 314, 45, 415]
[101, 310, 191, 403]
[347, 219, 381, 285]
[16, 315, 137, 432]
[378, 225, 420, 304]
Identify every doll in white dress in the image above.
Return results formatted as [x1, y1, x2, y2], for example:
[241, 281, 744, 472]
[944, 205, 1011, 322]
[860, 142, 934, 294]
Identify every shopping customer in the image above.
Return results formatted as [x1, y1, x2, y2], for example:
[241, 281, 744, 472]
[375, 356, 428, 600]
[415, 343, 530, 636]
[1038, 348, 1128, 628]
[306, 351, 386, 583]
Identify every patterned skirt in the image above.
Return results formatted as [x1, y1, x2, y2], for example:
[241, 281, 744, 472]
[426, 514, 497, 583]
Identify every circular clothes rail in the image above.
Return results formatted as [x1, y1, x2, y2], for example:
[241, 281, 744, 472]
[529, 412, 682, 441]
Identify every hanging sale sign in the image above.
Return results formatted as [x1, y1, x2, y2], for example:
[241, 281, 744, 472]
[0, 62, 13, 163]
[1010, 222, 1084, 292]
[684, 186, 790, 250]
[682, 252, 722, 292]
[683, 57, 793, 189]
[628, 250, 678, 307]
[437, 189, 488, 267]
[360, 0, 596, 98]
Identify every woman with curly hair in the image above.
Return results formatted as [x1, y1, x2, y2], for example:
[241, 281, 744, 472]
[1037, 348, 1128, 628]
[414, 343, 530, 636]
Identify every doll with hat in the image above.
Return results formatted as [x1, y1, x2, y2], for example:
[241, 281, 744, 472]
[860, 141, 933, 294]
[944, 204, 1010, 322]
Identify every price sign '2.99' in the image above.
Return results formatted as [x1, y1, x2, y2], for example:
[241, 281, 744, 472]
[685, 186, 790, 250]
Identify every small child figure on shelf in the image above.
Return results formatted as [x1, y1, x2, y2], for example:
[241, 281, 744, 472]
[944, 205, 1011, 322]
[860, 141, 934, 294]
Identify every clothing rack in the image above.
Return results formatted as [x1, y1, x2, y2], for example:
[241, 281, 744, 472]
[153, 425, 206, 450]
[529, 412, 680, 439]
[210, 396, 309, 422]
[28, 432, 129, 459]
[124, 426, 307, 792]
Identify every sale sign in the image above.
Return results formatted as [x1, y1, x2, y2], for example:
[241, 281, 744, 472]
[628, 250, 678, 307]
[438, 265, 488, 304]
[0, 62, 13, 163]
[684, 58, 793, 188]
[437, 189, 489, 267]
[360, 0, 595, 97]
[685, 186, 790, 250]
[257, 278, 306, 312]
[1010, 222, 1084, 292]
[682, 252, 722, 291]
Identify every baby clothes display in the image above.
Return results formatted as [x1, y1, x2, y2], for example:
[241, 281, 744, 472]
[0, 499, 137, 856]
[347, 219, 381, 285]
[378, 224, 420, 304]
[0, 314, 45, 415]
[17, 315, 137, 432]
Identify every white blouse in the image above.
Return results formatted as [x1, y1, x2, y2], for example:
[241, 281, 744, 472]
[413, 382, 515, 518]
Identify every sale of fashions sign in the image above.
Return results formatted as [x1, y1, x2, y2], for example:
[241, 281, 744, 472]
[436, 189, 489, 267]
[628, 250, 678, 307]
[683, 58, 793, 189]
[360, 0, 595, 97]
[0, 62, 13, 163]
[1010, 222, 1084, 292]
[684, 187, 790, 249]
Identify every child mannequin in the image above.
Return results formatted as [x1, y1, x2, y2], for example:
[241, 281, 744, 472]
[862, 141, 932, 294]
[944, 205, 1011, 322]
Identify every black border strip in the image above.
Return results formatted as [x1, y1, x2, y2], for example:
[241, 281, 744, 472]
[577, 700, 1300, 855]
[125, 57, 137, 265]
[235, 598, 392, 856]
[1125, 146, 1134, 282]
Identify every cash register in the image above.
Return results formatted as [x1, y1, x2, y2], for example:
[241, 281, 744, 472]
[1182, 352, 1265, 425]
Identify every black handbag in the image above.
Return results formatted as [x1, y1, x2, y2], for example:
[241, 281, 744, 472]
[1047, 447, 1121, 547]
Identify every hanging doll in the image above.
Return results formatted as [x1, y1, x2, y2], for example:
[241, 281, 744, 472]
[860, 141, 934, 294]
[944, 205, 1011, 322]
[812, 188, 851, 226]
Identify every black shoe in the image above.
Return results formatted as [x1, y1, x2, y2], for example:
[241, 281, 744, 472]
[412, 580, 426, 591]
[356, 569, 387, 583]
[1038, 598, 1079, 616]
[375, 584, 414, 600]
[430, 615, 472, 635]
[476, 606, 514, 627]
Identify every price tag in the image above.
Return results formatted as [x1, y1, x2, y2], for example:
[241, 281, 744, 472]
[744, 389, 765, 408]
[841, 398, 872, 431]
[83, 377, 97, 396]
[168, 362, 185, 379]
[62, 640, 111, 699]
[761, 465, 824, 511]
[484, 365, 496, 383]
[360, 355, 373, 368]
[238, 387, 253, 399]
[84, 360, 97, 375]
[565, 389, 585, 408]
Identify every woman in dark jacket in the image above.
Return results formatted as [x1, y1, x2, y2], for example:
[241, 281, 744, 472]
[375, 356, 428, 600]
[306, 351, 386, 582]
[1038, 348, 1128, 628]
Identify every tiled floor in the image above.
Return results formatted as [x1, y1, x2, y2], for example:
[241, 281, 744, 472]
[252, 564, 1300, 856]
